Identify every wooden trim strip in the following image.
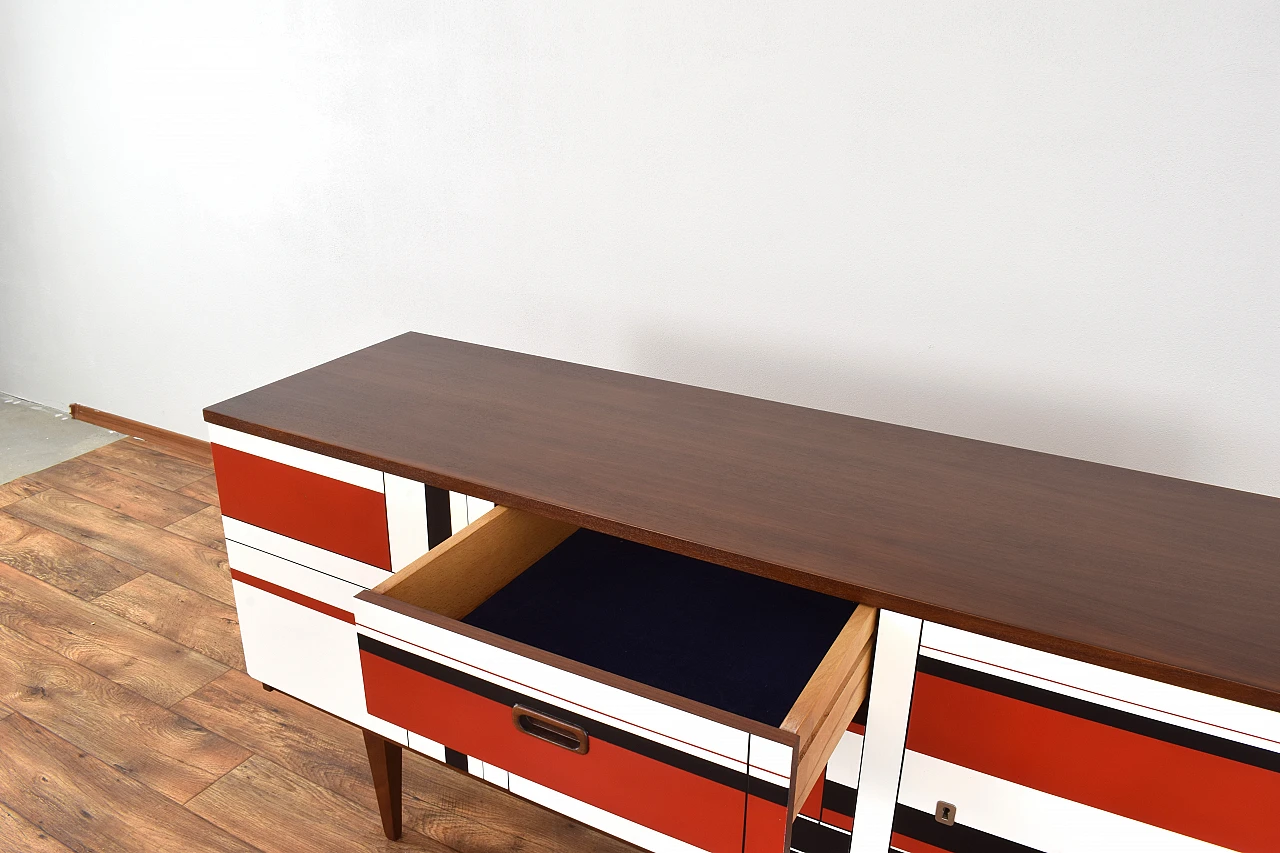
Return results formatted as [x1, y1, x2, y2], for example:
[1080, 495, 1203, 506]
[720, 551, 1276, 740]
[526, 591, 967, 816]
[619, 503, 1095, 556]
[230, 568, 355, 624]
[71, 404, 213, 466]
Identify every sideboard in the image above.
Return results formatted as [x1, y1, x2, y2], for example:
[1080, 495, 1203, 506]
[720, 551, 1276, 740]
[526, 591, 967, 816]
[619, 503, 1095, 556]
[204, 332, 1280, 853]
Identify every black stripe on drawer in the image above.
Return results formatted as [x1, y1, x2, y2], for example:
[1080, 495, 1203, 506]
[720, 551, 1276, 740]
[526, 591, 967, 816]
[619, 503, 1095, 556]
[790, 815, 850, 853]
[821, 778, 857, 818]
[444, 747, 469, 771]
[918, 655, 1280, 773]
[893, 803, 1045, 853]
[747, 772, 789, 807]
[359, 634, 752, 791]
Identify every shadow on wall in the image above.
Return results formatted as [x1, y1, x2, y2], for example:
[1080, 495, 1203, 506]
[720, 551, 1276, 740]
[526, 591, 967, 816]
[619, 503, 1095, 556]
[624, 325, 1207, 483]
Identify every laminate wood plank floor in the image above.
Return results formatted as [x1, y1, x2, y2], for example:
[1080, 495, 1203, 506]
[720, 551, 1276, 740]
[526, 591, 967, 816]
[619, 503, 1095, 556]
[0, 440, 639, 853]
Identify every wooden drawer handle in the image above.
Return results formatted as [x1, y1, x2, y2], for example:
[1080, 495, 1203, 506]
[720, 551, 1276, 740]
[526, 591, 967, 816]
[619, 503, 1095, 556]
[512, 704, 589, 755]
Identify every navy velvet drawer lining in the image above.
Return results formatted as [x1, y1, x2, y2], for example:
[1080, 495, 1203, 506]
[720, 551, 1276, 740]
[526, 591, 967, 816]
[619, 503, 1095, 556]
[462, 529, 858, 727]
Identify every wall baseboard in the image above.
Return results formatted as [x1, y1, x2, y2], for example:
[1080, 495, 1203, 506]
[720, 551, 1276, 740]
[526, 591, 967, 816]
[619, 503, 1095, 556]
[70, 404, 213, 468]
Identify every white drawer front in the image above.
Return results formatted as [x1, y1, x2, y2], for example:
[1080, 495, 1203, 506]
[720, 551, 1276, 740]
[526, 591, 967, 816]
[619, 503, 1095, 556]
[232, 578, 405, 743]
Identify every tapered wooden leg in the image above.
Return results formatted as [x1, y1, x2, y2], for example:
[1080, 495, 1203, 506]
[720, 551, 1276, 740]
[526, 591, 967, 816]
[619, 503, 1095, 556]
[363, 730, 403, 840]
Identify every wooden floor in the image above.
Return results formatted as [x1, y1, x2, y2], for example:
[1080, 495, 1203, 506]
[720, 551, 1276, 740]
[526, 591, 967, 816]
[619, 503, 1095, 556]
[0, 437, 637, 853]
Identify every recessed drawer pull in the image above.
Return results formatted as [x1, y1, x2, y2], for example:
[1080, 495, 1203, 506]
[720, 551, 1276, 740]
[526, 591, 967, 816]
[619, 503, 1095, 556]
[512, 704, 589, 755]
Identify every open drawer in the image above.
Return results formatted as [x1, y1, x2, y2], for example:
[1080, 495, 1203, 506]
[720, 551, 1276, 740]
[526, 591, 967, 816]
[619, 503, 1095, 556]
[353, 506, 876, 853]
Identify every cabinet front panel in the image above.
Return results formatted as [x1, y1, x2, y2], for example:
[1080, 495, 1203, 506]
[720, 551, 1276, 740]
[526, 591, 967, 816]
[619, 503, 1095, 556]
[899, 648, 1280, 852]
[231, 578, 405, 742]
[213, 442, 392, 570]
[360, 634, 746, 853]
[353, 600, 753, 767]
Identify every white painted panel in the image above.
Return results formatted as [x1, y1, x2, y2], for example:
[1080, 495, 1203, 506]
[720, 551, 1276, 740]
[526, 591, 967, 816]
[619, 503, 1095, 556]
[467, 757, 486, 778]
[899, 751, 1236, 853]
[920, 622, 1280, 751]
[208, 424, 384, 492]
[354, 620, 750, 770]
[226, 539, 363, 612]
[407, 731, 446, 763]
[384, 473, 429, 571]
[223, 517, 391, 589]
[795, 813, 851, 839]
[481, 761, 510, 789]
[508, 774, 708, 853]
[449, 491, 469, 536]
[446, 491, 497, 534]
[849, 610, 921, 853]
[466, 495, 496, 524]
[749, 734, 794, 778]
[825, 729, 864, 789]
[747, 765, 789, 787]
[232, 580, 406, 743]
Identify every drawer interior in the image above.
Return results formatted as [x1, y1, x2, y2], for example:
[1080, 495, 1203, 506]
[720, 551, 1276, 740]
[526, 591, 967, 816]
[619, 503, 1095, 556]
[463, 526, 858, 728]
[375, 506, 875, 802]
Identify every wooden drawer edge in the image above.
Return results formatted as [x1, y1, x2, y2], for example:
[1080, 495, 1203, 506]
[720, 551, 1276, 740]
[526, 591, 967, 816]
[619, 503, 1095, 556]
[793, 640, 873, 811]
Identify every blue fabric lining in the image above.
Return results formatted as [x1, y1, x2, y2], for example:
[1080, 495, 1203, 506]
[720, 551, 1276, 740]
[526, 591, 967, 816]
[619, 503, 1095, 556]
[462, 529, 858, 727]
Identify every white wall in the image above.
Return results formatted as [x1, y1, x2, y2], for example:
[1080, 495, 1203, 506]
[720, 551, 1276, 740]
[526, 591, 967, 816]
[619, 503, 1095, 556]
[2, 1, 1277, 496]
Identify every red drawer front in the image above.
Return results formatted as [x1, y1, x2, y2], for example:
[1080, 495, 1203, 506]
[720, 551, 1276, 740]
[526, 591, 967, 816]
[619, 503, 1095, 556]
[359, 635, 747, 853]
[212, 444, 391, 570]
[907, 656, 1280, 853]
[743, 784, 788, 853]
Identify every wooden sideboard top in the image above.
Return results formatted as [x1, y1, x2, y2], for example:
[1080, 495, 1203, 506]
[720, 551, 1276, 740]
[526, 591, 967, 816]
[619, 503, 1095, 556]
[205, 332, 1280, 712]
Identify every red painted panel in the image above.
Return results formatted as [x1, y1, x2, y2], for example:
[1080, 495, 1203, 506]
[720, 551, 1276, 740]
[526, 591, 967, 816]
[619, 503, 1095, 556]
[820, 808, 852, 831]
[907, 671, 1280, 852]
[212, 444, 391, 569]
[889, 831, 950, 853]
[799, 770, 823, 819]
[361, 651, 745, 853]
[742, 794, 788, 853]
[230, 568, 354, 624]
